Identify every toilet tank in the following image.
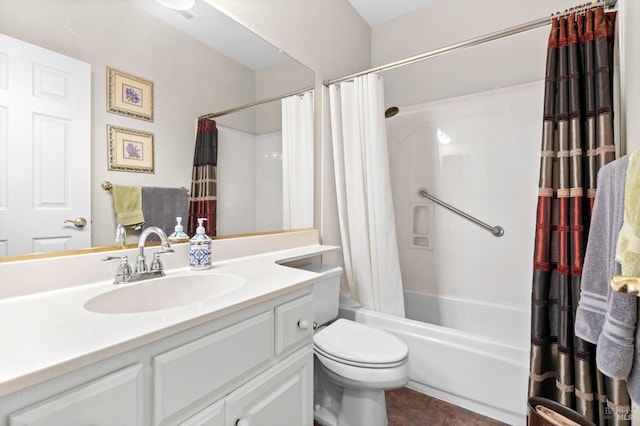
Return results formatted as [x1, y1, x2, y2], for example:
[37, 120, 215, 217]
[296, 264, 343, 327]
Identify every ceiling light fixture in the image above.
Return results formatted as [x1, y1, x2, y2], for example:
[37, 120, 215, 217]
[155, 0, 195, 11]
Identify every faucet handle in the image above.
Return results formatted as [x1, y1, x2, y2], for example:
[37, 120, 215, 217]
[102, 255, 127, 263]
[150, 248, 174, 272]
[150, 252, 163, 272]
[102, 255, 132, 284]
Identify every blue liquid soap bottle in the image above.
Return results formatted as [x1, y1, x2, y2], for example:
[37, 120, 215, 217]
[189, 218, 212, 270]
[168, 217, 190, 244]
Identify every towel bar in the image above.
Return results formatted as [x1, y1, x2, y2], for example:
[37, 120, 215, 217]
[611, 275, 640, 296]
[101, 181, 189, 195]
[417, 187, 504, 237]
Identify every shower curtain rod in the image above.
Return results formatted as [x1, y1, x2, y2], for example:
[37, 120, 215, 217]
[199, 86, 314, 120]
[417, 187, 505, 237]
[324, 0, 617, 86]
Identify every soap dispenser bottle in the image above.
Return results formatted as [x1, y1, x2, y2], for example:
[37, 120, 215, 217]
[189, 218, 212, 270]
[168, 217, 189, 244]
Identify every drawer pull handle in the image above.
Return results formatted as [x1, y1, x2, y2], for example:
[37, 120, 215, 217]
[297, 320, 310, 330]
[236, 419, 250, 426]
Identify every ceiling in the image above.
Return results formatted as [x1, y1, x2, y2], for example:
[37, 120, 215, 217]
[140, 0, 438, 71]
[348, 0, 441, 27]
[136, 0, 291, 70]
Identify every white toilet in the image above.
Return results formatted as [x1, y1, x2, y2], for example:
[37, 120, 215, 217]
[299, 264, 409, 426]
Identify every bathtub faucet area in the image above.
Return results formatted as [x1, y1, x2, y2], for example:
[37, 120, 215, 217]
[102, 226, 174, 284]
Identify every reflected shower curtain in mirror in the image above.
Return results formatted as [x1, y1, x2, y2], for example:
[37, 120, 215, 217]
[329, 74, 405, 317]
[528, 7, 623, 424]
[188, 118, 218, 236]
[282, 91, 314, 229]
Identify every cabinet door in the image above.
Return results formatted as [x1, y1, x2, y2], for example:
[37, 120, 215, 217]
[179, 400, 224, 426]
[225, 347, 312, 426]
[9, 364, 143, 426]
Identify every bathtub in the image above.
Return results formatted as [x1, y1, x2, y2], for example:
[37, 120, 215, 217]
[339, 289, 530, 425]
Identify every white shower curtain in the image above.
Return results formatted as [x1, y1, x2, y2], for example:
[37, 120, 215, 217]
[282, 91, 314, 229]
[329, 74, 405, 317]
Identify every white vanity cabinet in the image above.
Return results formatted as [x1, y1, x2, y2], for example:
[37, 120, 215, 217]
[177, 294, 314, 426]
[8, 364, 143, 426]
[0, 288, 314, 426]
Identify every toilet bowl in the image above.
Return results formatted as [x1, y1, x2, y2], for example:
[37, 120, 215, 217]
[297, 264, 410, 426]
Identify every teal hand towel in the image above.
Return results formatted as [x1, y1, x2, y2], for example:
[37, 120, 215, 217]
[111, 185, 144, 227]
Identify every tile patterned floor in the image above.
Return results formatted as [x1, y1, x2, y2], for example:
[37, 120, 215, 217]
[314, 387, 508, 426]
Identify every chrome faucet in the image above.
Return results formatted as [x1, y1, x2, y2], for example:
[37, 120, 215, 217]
[136, 226, 174, 275]
[103, 226, 174, 284]
[115, 223, 126, 247]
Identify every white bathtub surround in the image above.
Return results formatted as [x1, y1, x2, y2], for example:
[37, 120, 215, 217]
[386, 81, 542, 309]
[340, 289, 530, 425]
[329, 74, 405, 316]
[282, 90, 315, 229]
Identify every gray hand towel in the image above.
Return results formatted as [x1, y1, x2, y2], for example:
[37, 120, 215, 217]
[575, 155, 635, 380]
[141, 186, 189, 243]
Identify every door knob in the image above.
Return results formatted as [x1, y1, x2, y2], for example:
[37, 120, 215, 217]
[64, 217, 87, 228]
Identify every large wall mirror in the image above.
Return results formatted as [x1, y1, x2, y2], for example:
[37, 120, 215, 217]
[0, 0, 314, 259]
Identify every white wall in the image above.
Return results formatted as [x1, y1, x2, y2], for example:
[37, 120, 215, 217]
[620, 0, 640, 154]
[373, 0, 611, 106]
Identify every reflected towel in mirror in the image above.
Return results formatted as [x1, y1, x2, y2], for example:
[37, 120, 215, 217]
[141, 186, 189, 242]
[111, 185, 144, 228]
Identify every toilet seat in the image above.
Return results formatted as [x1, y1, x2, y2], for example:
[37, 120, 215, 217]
[313, 345, 407, 368]
[313, 319, 408, 367]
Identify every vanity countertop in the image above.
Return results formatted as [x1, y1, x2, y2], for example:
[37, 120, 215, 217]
[0, 243, 338, 397]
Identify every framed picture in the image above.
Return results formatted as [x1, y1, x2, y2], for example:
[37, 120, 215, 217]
[106, 67, 154, 122]
[107, 125, 155, 173]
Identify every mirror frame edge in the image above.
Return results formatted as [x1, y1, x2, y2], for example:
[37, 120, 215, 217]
[0, 228, 317, 264]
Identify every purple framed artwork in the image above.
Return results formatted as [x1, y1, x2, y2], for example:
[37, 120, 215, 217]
[107, 67, 154, 122]
[107, 125, 154, 173]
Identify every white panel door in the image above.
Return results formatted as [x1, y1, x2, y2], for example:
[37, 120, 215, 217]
[0, 33, 91, 257]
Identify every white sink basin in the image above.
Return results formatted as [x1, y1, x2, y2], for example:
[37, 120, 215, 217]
[84, 272, 246, 314]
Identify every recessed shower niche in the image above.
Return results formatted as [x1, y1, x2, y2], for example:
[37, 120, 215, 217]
[409, 202, 433, 250]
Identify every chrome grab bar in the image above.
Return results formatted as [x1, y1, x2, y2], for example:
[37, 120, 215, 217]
[417, 187, 504, 237]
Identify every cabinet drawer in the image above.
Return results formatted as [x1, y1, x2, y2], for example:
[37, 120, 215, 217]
[10, 364, 143, 426]
[275, 294, 313, 357]
[154, 311, 272, 425]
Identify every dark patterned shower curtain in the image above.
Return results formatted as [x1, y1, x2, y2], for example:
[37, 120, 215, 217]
[528, 6, 621, 425]
[188, 118, 218, 237]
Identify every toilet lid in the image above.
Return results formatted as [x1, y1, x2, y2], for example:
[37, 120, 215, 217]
[313, 319, 408, 365]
